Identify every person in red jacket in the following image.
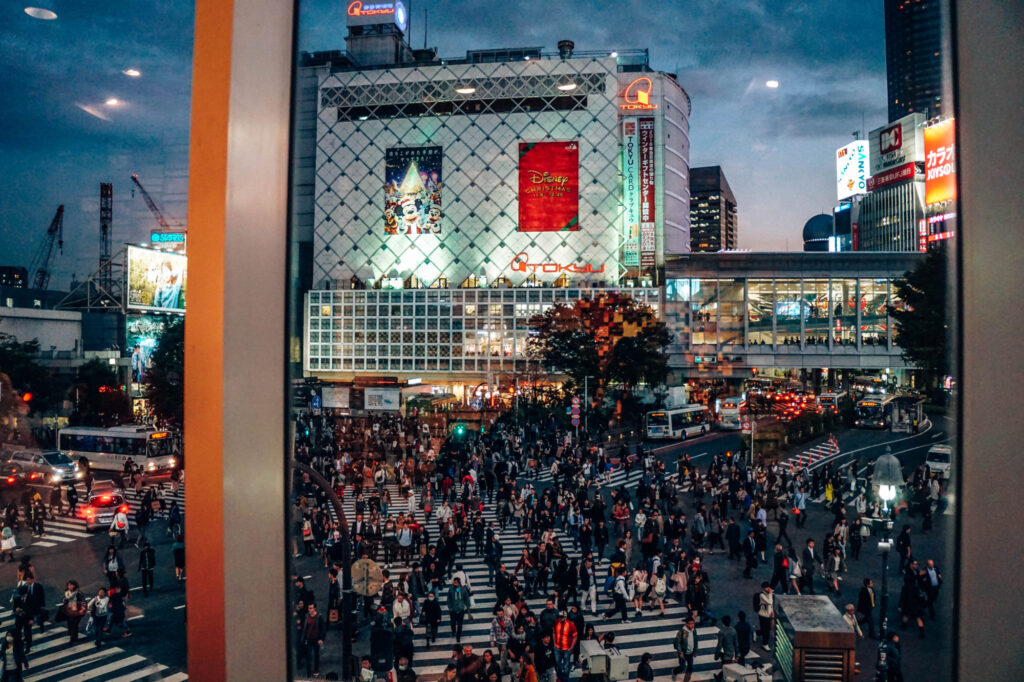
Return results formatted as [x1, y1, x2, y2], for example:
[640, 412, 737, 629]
[552, 611, 578, 681]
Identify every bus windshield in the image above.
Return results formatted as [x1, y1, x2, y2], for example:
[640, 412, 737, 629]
[856, 402, 883, 418]
[647, 412, 668, 427]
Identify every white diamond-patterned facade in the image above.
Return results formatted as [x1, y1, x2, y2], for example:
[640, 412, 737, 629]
[304, 50, 691, 381]
[312, 56, 691, 289]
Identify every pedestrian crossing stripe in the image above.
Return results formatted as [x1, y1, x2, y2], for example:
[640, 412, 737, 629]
[325, 484, 768, 681]
[9, 485, 185, 551]
[0, 607, 187, 681]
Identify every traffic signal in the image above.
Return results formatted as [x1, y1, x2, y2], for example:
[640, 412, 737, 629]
[455, 424, 465, 436]
[21, 392, 32, 403]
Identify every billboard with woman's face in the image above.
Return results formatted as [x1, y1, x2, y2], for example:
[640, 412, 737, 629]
[126, 247, 187, 313]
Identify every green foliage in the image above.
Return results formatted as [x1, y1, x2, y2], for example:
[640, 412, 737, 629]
[0, 334, 64, 415]
[144, 316, 184, 427]
[889, 245, 951, 386]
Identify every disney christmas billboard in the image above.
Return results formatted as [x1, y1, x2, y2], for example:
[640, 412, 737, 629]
[518, 141, 580, 232]
[384, 146, 443, 235]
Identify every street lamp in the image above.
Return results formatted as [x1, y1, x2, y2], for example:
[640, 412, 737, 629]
[873, 446, 904, 641]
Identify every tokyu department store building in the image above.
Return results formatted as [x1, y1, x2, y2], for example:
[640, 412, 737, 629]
[295, 10, 691, 396]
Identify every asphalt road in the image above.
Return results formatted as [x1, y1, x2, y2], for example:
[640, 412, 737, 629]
[0, 475, 188, 680]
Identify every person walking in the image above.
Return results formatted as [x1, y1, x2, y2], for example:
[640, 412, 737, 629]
[801, 539, 819, 595]
[734, 611, 753, 664]
[138, 541, 157, 596]
[109, 506, 130, 548]
[66, 483, 79, 518]
[107, 570, 133, 639]
[59, 580, 88, 644]
[301, 603, 325, 678]
[421, 591, 442, 645]
[756, 583, 775, 647]
[794, 488, 808, 528]
[552, 611, 577, 682]
[715, 615, 739, 666]
[101, 547, 125, 587]
[87, 587, 111, 648]
[0, 630, 29, 681]
[447, 577, 470, 642]
[172, 534, 186, 580]
[672, 617, 697, 682]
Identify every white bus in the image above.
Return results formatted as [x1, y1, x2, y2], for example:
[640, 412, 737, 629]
[57, 426, 180, 473]
[854, 395, 895, 429]
[817, 391, 849, 413]
[646, 405, 713, 440]
[718, 397, 745, 430]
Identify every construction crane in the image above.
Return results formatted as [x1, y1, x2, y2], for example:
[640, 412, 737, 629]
[29, 205, 64, 290]
[130, 173, 173, 229]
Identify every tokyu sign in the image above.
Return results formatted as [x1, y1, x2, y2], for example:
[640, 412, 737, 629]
[346, 1, 408, 30]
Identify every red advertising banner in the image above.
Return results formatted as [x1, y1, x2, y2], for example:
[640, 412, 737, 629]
[867, 162, 915, 192]
[924, 119, 956, 205]
[639, 118, 656, 267]
[518, 141, 580, 231]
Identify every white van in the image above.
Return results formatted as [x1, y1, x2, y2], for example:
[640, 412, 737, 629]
[925, 444, 952, 479]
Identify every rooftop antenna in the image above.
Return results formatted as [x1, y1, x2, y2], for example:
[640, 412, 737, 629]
[423, 8, 428, 49]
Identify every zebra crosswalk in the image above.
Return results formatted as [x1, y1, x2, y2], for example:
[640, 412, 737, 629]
[0, 607, 187, 681]
[14, 485, 185, 550]
[331, 484, 767, 681]
[783, 442, 838, 470]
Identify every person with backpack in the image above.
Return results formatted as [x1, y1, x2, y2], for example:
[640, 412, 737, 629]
[672, 617, 697, 682]
[109, 507, 130, 548]
[602, 568, 631, 623]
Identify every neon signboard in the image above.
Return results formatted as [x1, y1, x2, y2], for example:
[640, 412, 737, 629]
[620, 77, 658, 110]
[346, 1, 407, 30]
[510, 253, 605, 275]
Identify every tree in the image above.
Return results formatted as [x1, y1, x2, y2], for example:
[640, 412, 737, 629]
[889, 244, 952, 388]
[72, 358, 131, 426]
[145, 316, 184, 427]
[0, 334, 64, 416]
[528, 292, 672, 400]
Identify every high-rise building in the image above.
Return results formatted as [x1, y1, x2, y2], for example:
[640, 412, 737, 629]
[857, 113, 926, 252]
[689, 166, 737, 252]
[885, 0, 946, 121]
[293, 11, 692, 390]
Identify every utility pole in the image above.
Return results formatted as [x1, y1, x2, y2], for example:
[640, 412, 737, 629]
[584, 376, 589, 435]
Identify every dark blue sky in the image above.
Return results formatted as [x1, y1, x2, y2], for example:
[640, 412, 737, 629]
[1, 1, 886, 288]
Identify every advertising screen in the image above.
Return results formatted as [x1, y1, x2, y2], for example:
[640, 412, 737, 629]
[364, 387, 400, 411]
[639, 118, 656, 267]
[384, 146, 442, 235]
[621, 119, 640, 266]
[322, 385, 351, 409]
[126, 246, 187, 313]
[125, 314, 176, 384]
[924, 119, 956, 205]
[346, 1, 408, 30]
[517, 141, 580, 232]
[836, 140, 870, 200]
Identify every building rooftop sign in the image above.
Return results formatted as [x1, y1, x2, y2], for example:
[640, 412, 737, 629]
[346, 1, 408, 31]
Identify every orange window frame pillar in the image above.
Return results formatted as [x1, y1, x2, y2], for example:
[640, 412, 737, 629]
[185, 0, 292, 679]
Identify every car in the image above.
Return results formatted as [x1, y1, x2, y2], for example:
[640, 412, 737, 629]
[1, 449, 80, 484]
[0, 462, 33, 489]
[77, 489, 130, 532]
[925, 444, 953, 479]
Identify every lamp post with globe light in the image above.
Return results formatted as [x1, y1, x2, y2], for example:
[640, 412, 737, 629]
[874, 446, 904, 644]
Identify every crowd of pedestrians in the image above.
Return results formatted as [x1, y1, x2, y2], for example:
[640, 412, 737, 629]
[290, 409, 946, 681]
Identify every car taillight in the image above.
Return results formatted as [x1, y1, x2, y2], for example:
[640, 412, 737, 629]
[6, 477, 14, 484]
[29, 473, 39, 480]
[100, 495, 111, 502]
[120, 505, 129, 513]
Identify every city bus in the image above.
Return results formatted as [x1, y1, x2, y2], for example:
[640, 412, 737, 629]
[645, 405, 713, 440]
[718, 397, 746, 430]
[817, 391, 850, 414]
[57, 425, 180, 473]
[854, 394, 895, 429]
[852, 375, 887, 396]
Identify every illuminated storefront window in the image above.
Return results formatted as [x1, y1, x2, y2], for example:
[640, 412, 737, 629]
[747, 279, 774, 345]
